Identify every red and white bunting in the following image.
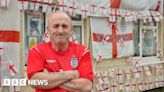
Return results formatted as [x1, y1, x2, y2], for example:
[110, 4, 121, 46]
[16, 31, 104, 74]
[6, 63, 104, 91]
[109, 8, 116, 22]
[17, 0, 164, 21]
[135, 58, 141, 67]
[100, 5, 106, 15]
[69, 1, 76, 15]
[90, 4, 96, 13]
[41, 0, 52, 12]
[133, 67, 141, 79]
[8, 60, 18, 77]
[80, 4, 88, 18]
[116, 68, 122, 81]
[119, 80, 124, 91]
[138, 79, 143, 91]
[125, 80, 131, 92]
[59, 0, 67, 11]
[111, 80, 117, 92]
[17, 0, 56, 12]
[17, 0, 29, 10]
[144, 79, 149, 90]
[28, 0, 35, 10]
[125, 67, 131, 80]
[34, 0, 40, 11]
[131, 79, 137, 91]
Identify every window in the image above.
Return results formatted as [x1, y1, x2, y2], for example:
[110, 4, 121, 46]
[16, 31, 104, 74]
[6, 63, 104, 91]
[133, 21, 158, 57]
[73, 26, 82, 44]
[72, 14, 83, 44]
[133, 20, 158, 59]
[24, 11, 45, 65]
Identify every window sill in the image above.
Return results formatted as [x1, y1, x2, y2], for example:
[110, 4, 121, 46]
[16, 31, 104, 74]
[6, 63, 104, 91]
[132, 56, 164, 66]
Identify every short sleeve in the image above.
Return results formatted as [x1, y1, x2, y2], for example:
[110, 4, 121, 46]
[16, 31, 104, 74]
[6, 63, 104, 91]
[27, 46, 45, 79]
[78, 48, 94, 81]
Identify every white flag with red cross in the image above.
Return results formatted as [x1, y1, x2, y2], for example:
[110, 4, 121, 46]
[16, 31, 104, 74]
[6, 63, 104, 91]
[0, 48, 18, 77]
[8, 60, 18, 77]
[0, 0, 20, 91]
[90, 17, 134, 59]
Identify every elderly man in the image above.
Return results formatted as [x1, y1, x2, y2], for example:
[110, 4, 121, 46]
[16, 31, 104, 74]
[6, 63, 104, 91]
[27, 11, 94, 92]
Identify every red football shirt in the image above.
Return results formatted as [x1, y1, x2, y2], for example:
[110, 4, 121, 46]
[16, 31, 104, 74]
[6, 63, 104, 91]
[27, 42, 94, 92]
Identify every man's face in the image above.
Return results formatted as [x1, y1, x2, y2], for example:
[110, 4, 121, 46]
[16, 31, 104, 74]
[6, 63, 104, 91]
[47, 13, 72, 44]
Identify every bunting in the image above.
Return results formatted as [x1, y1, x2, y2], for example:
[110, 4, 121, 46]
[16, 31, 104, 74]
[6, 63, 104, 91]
[16, 0, 163, 21]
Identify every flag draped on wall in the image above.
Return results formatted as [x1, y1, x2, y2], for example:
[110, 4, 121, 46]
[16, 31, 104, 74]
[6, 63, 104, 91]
[110, 0, 163, 13]
[90, 17, 134, 59]
[57, 0, 163, 20]
[0, 0, 20, 91]
[16, 0, 163, 22]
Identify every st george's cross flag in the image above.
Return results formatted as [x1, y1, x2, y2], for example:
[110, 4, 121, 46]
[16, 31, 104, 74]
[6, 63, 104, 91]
[90, 17, 134, 59]
[0, 0, 20, 91]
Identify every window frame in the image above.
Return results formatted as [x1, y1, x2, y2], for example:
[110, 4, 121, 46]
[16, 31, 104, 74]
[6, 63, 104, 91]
[24, 10, 45, 65]
[132, 20, 161, 66]
[72, 18, 84, 44]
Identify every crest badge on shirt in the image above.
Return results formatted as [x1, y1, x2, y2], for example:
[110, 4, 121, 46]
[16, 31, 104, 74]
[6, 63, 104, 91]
[70, 57, 78, 69]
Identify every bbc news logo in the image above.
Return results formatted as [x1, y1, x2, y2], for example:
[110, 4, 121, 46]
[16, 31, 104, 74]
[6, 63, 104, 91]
[2, 79, 48, 86]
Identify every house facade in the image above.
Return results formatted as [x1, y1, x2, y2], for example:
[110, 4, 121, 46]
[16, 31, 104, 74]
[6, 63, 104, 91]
[0, 0, 164, 92]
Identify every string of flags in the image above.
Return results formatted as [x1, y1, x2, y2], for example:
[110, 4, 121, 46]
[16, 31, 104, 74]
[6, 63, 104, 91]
[17, 0, 58, 12]
[57, 0, 163, 21]
[15, 0, 163, 22]
[94, 64, 164, 92]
